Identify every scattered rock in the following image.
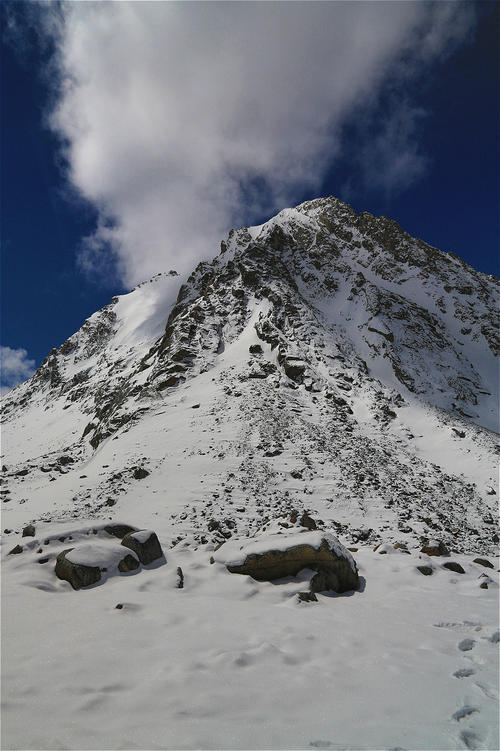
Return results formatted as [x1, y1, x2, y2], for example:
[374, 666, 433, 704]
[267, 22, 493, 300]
[191, 403, 200, 409]
[22, 524, 36, 537]
[8, 545, 23, 555]
[421, 540, 449, 556]
[55, 549, 102, 590]
[473, 558, 494, 569]
[356, 528, 372, 542]
[105, 498, 116, 507]
[458, 638, 475, 652]
[442, 561, 465, 574]
[249, 344, 263, 354]
[176, 566, 184, 588]
[133, 467, 150, 480]
[37, 557, 50, 564]
[298, 591, 318, 603]
[479, 576, 493, 589]
[57, 455, 74, 466]
[115, 603, 123, 610]
[452, 429, 466, 438]
[299, 511, 317, 530]
[15, 469, 29, 477]
[417, 565, 433, 576]
[121, 530, 164, 565]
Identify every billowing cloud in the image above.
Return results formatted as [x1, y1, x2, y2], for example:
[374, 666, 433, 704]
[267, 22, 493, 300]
[37, 1, 474, 286]
[1, 346, 36, 392]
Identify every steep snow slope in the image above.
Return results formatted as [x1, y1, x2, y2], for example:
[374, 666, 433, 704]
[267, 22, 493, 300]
[2, 196, 499, 751]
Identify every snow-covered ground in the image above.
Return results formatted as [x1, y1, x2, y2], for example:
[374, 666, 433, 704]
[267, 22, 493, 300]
[2, 526, 498, 751]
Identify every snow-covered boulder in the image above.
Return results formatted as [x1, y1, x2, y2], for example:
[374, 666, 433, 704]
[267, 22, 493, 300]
[121, 530, 164, 565]
[55, 549, 102, 590]
[219, 531, 359, 593]
[55, 541, 141, 589]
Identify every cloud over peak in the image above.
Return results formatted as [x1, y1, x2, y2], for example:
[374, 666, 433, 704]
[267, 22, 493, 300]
[1, 346, 36, 393]
[36, 2, 475, 287]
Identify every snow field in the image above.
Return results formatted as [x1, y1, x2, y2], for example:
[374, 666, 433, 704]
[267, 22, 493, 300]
[2, 536, 498, 751]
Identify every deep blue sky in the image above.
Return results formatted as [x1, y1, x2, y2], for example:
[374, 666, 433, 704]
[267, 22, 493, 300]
[1, 2, 499, 373]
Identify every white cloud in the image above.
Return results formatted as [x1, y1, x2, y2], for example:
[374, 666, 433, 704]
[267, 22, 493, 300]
[1, 346, 36, 391]
[39, 1, 475, 286]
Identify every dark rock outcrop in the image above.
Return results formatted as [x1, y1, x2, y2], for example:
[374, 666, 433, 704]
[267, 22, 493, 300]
[121, 530, 164, 565]
[442, 561, 465, 574]
[417, 565, 433, 575]
[421, 540, 449, 556]
[55, 549, 102, 590]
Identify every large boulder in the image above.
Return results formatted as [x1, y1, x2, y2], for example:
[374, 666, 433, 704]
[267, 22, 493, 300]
[55, 542, 141, 589]
[55, 549, 102, 590]
[221, 531, 359, 593]
[121, 530, 164, 565]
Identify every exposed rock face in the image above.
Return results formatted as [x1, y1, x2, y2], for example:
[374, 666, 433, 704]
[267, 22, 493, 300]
[55, 549, 102, 590]
[225, 532, 359, 593]
[22, 524, 35, 537]
[121, 530, 164, 565]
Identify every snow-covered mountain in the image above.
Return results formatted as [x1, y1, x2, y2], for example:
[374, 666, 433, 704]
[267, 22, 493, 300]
[2, 195, 498, 552]
[2, 196, 499, 751]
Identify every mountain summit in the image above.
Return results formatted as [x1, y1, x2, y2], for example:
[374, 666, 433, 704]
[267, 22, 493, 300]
[2, 196, 498, 552]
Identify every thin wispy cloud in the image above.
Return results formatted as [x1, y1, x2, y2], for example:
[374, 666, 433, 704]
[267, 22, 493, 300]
[25, 2, 475, 287]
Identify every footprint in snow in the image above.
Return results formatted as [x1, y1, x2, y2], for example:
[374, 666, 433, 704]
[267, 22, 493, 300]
[453, 667, 475, 678]
[452, 705, 480, 722]
[460, 729, 483, 750]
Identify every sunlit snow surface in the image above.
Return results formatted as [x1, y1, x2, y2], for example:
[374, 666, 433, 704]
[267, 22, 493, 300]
[3, 531, 499, 751]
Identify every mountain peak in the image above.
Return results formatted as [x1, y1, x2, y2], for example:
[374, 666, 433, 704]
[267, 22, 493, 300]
[2, 197, 498, 555]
